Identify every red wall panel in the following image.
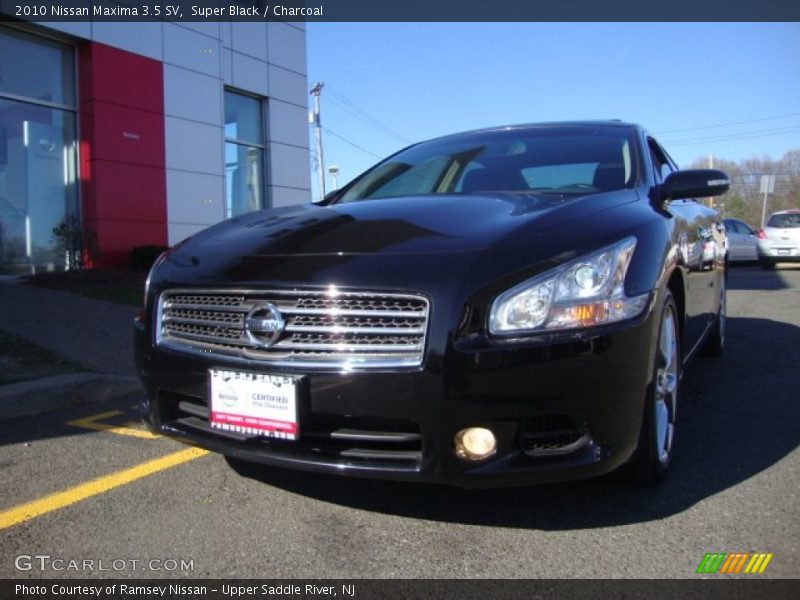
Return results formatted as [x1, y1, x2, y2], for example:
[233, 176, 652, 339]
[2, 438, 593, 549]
[78, 42, 167, 267]
[83, 101, 165, 168]
[79, 43, 163, 114]
[90, 161, 168, 222]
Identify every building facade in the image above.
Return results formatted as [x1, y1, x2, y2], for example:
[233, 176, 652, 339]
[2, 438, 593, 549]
[0, 20, 311, 272]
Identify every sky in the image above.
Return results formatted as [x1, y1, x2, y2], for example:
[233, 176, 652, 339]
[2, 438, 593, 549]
[305, 22, 800, 197]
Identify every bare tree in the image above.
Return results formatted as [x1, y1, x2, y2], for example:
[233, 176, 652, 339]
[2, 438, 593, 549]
[689, 150, 800, 226]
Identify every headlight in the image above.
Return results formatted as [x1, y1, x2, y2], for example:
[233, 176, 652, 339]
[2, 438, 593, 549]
[489, 237, 649, 335]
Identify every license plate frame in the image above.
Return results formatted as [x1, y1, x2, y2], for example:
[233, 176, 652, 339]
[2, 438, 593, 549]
[208, 368, 301, 440]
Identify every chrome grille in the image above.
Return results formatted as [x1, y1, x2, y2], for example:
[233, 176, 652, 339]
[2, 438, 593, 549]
[156, 288, 429, 369]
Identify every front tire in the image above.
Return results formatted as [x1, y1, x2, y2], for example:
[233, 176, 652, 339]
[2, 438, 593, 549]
[631, 290, 681, 485]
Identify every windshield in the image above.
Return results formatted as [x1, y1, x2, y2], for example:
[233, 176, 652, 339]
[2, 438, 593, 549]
[767, 213, 800, 228]
[338, 125, 640, 203]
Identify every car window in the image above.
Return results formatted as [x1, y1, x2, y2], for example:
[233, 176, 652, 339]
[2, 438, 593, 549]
[738, 220, 755, 235]
[520, 163, 598, 189]
[366, 155, 452, 199]
[647, 138, 676, 185]
[724, 220, 742, 234]
[659, 161, 673, 182]
[766, 213, 800, 228]
[337, 126, 640, 202]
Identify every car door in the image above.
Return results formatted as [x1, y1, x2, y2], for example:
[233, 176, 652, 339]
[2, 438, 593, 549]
[724, 219, 743, 260]
[725, 219, 757, 261]
[648, 138, 722, 355]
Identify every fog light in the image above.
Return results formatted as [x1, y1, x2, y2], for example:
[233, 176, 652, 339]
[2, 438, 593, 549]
[454, 427, 497, 461]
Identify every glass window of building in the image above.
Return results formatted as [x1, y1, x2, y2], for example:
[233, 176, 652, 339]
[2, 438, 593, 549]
[0, 27, 78, 274]
[224, 90, 266, 218]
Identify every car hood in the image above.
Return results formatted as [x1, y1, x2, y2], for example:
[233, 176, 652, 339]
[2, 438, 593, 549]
[177, 191, 639, 258]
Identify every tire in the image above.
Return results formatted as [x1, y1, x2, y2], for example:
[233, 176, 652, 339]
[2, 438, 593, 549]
[700, 274, 725, 357]
[759, 258, 775, 270]
[631, 290, 681, 485]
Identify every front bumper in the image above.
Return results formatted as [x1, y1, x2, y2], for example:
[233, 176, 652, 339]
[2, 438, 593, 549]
[135, 307, 658, 488]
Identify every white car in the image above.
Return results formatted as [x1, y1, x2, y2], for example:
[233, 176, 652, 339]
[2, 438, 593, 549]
[723, 218, 758, 262]
[757, 210, 800, 269]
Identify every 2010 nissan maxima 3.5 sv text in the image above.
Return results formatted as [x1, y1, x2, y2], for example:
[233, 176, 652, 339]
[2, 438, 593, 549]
[135, 121, 730, 487]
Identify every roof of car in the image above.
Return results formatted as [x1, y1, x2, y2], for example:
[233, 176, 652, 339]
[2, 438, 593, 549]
[424, 120, 640, 144]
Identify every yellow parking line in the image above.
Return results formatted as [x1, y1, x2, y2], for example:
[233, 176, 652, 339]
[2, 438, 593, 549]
[0, 447, 209, 531]
[67, 410, 160, 440]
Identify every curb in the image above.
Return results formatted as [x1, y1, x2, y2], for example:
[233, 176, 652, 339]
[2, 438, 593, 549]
[0, 373, 143, 420]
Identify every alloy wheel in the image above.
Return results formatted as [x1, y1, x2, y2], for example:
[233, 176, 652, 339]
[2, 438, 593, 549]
[654, 306, 679, 466]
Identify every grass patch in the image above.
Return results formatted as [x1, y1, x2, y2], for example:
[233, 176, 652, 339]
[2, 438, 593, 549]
[0, 331, 84, 385]
[25, 269, 145, 307]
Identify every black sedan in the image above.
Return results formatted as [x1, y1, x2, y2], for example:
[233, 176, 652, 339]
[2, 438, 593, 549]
[135, 121, 729, 487]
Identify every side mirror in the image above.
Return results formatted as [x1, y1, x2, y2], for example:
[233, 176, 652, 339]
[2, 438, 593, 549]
[661, 169, 730, 200]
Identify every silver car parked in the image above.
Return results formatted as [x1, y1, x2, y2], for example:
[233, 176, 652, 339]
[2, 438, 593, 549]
[757, 210, 800, 269]
[723, 218, 758, 262]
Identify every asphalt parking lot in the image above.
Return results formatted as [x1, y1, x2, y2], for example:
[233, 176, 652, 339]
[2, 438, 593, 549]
[1, 266, 798, 579]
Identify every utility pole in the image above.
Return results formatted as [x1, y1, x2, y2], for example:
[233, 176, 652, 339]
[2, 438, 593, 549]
[310, 82, 326, 200]
[760, 174, 775, 227]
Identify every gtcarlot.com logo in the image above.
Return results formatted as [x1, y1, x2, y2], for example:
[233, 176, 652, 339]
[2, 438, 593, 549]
[14, 554, 194, 572]
[696, 552, 773, 574]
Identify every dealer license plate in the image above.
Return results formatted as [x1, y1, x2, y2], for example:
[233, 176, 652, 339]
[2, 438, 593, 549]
[208, 369, 299, 440]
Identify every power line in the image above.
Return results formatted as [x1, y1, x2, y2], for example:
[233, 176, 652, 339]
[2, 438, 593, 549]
[656, 112, 800, 135]
[665, 125, 800, 146]
[324, 128, 383, 160]
[326, 86, 409, 141]
[325, 86, 413, 144]
[324, 94, 411, 144]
